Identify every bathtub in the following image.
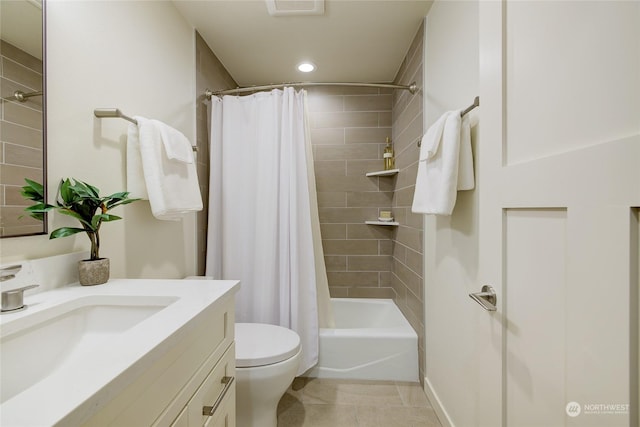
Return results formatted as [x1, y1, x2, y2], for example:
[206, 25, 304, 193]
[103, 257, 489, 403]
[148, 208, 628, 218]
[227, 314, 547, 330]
[304, 298, 418, 382]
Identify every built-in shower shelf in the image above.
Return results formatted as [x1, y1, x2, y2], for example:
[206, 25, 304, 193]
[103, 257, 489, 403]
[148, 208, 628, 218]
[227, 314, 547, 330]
[365, 221, 399, 226]
[365, 169, 399, 177]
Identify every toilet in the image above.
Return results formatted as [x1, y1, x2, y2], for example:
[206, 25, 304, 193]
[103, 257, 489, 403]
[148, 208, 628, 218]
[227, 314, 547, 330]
[235, 323, 301, 427]
[184, 277, 301, 427]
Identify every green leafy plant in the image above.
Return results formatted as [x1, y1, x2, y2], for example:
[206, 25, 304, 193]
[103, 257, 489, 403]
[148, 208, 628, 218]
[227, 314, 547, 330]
[21, 178, 139, 260]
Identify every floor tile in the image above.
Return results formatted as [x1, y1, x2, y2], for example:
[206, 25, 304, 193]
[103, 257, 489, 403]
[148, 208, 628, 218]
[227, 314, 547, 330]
[277, 379, 442, 427]
[299, 378, 403, 406]
[396, 382, 432, 407]
[355, 405, 441, 427]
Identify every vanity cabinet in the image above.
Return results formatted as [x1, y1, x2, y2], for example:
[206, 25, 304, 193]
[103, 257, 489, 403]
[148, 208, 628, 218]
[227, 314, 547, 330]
[83, 297, 236, 427]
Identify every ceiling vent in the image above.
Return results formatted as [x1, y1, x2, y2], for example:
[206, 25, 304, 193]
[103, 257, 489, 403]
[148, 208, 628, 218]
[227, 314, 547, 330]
[265, 0, 325, 16]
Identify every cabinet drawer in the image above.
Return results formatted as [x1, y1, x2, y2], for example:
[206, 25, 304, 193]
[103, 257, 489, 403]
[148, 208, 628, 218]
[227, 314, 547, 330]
[170, 407, 188, 427]
[85, 300, 234, 427]
[189, 344, 236, 427]
[204, 384, 235, 427]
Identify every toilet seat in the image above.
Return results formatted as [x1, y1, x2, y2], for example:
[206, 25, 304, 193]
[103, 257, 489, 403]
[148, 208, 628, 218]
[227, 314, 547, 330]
[235, 323, 301, 368]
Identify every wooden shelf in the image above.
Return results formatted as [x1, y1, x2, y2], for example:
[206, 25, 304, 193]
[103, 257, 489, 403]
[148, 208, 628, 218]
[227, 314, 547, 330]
[365, 221, 399, 226]
[365, 169, 399, 177]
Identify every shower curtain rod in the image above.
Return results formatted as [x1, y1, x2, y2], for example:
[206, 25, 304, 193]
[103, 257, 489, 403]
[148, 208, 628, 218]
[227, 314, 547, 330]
[205, 81, 418, 98]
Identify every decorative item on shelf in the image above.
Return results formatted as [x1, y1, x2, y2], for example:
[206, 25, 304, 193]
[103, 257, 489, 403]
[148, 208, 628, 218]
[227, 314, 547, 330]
[21, 178, 140, 286]
[383, 137, 395, 170]
[378, 210, 394, 222]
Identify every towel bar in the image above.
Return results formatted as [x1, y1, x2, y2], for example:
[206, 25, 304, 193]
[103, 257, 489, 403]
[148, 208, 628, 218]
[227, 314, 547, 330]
[417, 96, 479, 148]
[94, 108, 197, 152]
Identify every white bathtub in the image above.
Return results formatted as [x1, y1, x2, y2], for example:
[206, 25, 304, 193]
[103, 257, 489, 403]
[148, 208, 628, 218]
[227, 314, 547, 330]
[304, 298, 418, 382]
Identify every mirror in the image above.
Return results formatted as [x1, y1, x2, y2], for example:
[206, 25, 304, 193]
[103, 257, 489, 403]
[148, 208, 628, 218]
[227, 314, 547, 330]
[0, 0, 46, 238]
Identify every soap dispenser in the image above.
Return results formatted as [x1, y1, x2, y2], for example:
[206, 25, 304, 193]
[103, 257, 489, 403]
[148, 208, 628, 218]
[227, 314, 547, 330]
[383, 137, 395, 170]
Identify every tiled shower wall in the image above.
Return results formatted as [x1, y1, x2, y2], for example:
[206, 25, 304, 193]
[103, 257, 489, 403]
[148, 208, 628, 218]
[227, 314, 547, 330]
[307, 87, 396, 298]
[195, 32, 237, 274]
[391, 23, 425, 383]
[0, 41, 44, 237]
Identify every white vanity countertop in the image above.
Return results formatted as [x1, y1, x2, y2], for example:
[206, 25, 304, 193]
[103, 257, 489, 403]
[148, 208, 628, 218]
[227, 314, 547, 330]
[0, 278, 239, 427]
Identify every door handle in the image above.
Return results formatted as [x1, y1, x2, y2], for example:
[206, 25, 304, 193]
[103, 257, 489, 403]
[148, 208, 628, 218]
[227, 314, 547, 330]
[469, 285, 497, 311]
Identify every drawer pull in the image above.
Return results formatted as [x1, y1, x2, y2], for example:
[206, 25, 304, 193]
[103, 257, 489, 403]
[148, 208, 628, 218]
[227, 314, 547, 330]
[202, 376, 234, 416]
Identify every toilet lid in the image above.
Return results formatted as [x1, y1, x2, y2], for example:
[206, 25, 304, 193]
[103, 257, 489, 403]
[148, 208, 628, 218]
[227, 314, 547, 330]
[235, 323, 301, 368]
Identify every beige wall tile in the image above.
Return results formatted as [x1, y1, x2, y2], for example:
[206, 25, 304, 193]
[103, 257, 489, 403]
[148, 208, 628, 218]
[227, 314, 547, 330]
[322, 239, 378, 255]
[307, 86, 379, 96]
[329, 286, 349, 298]
[327, 271, 379, 287]
[194, 31, 236, 275]
[320, 223, 346, 239]
[346, 159, 385, 176]
[393, 258, 422, 299]
[0, 224, 44, 237]
[1, 78, 42, 111]
[378, 112, 392, 127]
[314, 160, 346, 176]
[3, 102, 42, 130]
[310, 128, 345, 145]
[349, 287, 396, 299]
[1, 57, 42, 91]
[4, 143, 42, 168]
[319, 207, 378, 223]
[314, 144, 380, 161]
[395, 160, 418, 189]
[346, 191, 392, 207]
[1, 41, 42, 73]
[391, 23, 425, 387]
[344, 94, 392, 112]
[0, 206, 41, 227]
[325, 256, 347, 272]
[1, 186, 24, 207]
[379, 240, 393, 256]
[379, 271, 393, 286]
[0, 163, 42, 186]
[394, 226, 423, 253]
[317, 192, 347, 208]
[310, 111, 379, 129]
[307, 94, 344, 113]
[315, 174, 380, 192]
[345, 127, 392, 144]
[348, 255, 392, 271]
[394, 186, 416, 208]
[346, 223, 393, 240]
[405, 248, 423, 276]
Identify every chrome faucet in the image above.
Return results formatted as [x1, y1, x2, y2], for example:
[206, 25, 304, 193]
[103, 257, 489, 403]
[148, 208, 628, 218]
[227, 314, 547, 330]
[1, 265, 39, 313]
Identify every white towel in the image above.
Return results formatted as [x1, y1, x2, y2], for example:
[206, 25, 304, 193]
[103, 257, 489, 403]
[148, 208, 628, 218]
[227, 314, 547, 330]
[126, 123, 149, 200]
[135, 116, 203, 220]
[457, 113, 475, 191]
[412, 110, 475, 215]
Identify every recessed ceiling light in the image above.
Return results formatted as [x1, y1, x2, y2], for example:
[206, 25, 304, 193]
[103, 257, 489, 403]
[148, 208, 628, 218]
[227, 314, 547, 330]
[297, 62, 316, 73]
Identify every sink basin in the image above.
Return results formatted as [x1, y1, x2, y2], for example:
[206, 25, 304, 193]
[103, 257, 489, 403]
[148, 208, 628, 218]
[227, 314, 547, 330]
[0, 278, 239, 426]
[0, 295, 176, 403]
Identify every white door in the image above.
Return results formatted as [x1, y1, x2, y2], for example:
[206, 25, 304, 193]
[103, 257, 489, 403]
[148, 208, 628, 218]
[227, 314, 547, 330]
[476, 1, 640, 426]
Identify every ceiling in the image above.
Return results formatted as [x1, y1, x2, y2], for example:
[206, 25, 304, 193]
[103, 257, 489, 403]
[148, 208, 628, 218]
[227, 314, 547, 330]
[172, 0, 433, 87]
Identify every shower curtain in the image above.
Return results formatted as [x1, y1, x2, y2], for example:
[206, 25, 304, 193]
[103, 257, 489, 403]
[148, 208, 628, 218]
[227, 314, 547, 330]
[206, 87, 332, 374]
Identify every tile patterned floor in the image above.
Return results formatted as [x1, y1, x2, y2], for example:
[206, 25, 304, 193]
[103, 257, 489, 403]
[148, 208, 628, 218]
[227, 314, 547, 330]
[277, 378, 443, 427]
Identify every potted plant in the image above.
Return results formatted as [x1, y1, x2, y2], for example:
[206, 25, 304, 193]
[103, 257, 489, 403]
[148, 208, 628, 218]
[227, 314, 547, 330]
[22, 178, 139, 285]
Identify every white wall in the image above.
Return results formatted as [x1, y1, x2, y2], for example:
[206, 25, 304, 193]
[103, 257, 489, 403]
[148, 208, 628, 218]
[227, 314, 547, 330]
[0, 0, 198, 279]
[422, 1, 480, 425]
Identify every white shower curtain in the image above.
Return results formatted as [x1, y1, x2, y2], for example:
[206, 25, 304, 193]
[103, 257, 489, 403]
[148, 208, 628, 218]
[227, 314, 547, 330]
[206, 87, 330, 374]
